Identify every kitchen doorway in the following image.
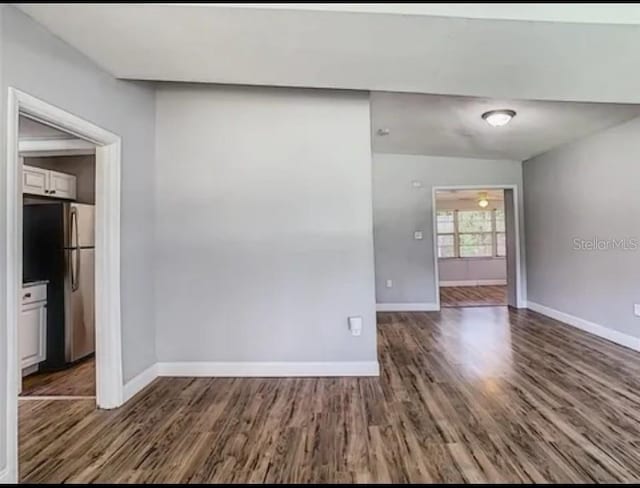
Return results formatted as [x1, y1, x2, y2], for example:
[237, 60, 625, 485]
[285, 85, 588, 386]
[3, 89, 124, 483]
[19, 127, 98, 398]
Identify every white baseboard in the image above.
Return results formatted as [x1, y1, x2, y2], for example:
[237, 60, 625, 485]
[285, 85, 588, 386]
[376, 302, 439, 312]
[527, 301, 640, 351]
[440, 279, 507, 287]
[123, 363, 158, 402]
[157, 361, 380, 377]
[0, 467, 15, 484]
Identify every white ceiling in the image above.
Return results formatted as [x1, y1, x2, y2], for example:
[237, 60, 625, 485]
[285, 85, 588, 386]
[16, 4, 640, 103]
[216, 4, 640, 25]
[371, 92, 640, 160]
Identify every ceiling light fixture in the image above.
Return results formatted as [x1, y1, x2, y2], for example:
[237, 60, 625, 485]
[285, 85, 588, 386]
[482, 109, 516, 127]
[477, 191, 490, 208]
[377, 128, 390, 136]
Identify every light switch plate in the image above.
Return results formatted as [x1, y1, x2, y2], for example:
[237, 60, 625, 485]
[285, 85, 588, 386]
[414, 231, 423, 240]
[634, 304, 640, 317]
[386, 279, 393, 288]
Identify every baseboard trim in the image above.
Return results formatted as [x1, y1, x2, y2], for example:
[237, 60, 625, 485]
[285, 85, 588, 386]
[376, 302, 439, 312]
[440, 279, 507, 287]
[123, 363, 159, 402]
[527, 301, 640, 351]
[157, 361, 380, 377]
[0, 467, 14, 484]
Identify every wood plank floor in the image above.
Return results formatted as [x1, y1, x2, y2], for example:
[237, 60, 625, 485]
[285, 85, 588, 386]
[20, 308, 640, 483]
[21, 356, 95, 397]
[440, 285, 507, 307]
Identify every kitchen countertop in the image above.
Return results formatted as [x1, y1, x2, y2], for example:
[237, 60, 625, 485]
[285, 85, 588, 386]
[23, 280, 49, 288]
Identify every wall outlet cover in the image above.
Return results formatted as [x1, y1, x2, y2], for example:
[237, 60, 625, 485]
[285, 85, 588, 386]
[412, 180, 423, 188]
[386, 279, 393, 288]
[414, 231, 423, 240]
[348, 316, 363, 336]
[635, 304, 640, 317]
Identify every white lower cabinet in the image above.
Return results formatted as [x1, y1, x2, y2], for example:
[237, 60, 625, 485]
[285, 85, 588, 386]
[20, 285, 47, 370]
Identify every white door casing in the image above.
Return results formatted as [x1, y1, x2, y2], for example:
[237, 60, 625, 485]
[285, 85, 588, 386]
[3, 88, 124, 484]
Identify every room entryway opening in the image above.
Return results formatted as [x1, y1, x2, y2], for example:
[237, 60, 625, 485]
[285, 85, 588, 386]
[18, 116, 98, 399]
[433, 186, 522, 309]
[3, 88, 124, 483]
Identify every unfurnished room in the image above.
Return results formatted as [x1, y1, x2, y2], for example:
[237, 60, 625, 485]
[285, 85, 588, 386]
[2, 3, 640, 485]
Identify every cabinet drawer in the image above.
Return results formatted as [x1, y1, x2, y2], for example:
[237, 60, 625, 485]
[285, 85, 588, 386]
[22, 284, 47, 305]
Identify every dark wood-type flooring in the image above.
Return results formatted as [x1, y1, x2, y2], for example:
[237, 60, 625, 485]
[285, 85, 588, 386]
[440, 285, 507, 307]
[20, 308, 640, 483]
[21, 356, 95, 397]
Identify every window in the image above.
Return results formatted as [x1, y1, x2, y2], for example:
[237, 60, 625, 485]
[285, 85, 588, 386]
[495, 209, 506, 257]
[436, 208, 506, 258]
[436, 211, 455, 258]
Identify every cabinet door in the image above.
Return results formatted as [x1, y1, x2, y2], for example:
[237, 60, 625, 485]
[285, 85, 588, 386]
[48, 170, 77, 200]
[20, 303, 47, 369]
[22, 165, 49, 197]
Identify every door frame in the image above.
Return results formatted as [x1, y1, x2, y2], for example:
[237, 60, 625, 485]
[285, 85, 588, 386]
[431, 184, 526, 309]
[3, 88, 123, 483]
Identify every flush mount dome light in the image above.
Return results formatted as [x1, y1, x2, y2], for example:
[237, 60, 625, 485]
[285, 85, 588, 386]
[482, 109, 516, 127]
[477, 191, 490, 208]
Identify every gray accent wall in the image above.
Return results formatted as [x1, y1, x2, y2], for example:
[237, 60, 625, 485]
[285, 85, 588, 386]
[524, 116, 640, 338]
[154, 84, 377, 363]
[373, 153, 524, 304]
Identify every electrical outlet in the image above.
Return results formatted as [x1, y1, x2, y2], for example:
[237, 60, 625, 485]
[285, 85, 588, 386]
[634, 304, 640, 317]
[412, 180, 423, 188]
[386, 279, 393, 288]
[348, 316, 363, 336]
[414, 231, 423, 240]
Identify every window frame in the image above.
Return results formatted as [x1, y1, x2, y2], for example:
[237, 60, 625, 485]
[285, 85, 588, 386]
[436, 208, 506, 259]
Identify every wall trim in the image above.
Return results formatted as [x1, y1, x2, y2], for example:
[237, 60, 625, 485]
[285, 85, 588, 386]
[376, 302, 439, 312]
[4, 89, 124, 483]
[18, 137, 95, 157]
[440, 279, 507, 287]
[157, 361, 380, 377]
[0, 467, 11, 484]
[527, 301, 640, 352]
[123, 363, 159, 402]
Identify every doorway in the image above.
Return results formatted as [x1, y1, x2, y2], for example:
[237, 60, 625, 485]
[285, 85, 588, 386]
[3, 88, 124, 483]
[432, 185, 523, 309]
[19, 119, 98, 398]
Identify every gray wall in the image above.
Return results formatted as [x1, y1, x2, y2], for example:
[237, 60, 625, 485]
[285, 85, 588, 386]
[524, 116, 640, 338]
[154, 84, 377, 363]
[24, 155, 96, 204]
[373, 153, 524, 304]
[439, 258, 506, 284]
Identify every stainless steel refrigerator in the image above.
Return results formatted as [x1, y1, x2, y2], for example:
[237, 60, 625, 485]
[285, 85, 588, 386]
[23, 201, 95, 369]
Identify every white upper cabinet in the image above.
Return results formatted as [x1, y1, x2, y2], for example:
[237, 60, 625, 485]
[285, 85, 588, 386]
[48, 170, 77, 200]
[22, 164, 77, 200]
[22, 165, 49, 197]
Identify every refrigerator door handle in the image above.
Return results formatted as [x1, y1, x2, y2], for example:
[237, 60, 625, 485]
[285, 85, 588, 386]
[71, 207, 80, 291]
